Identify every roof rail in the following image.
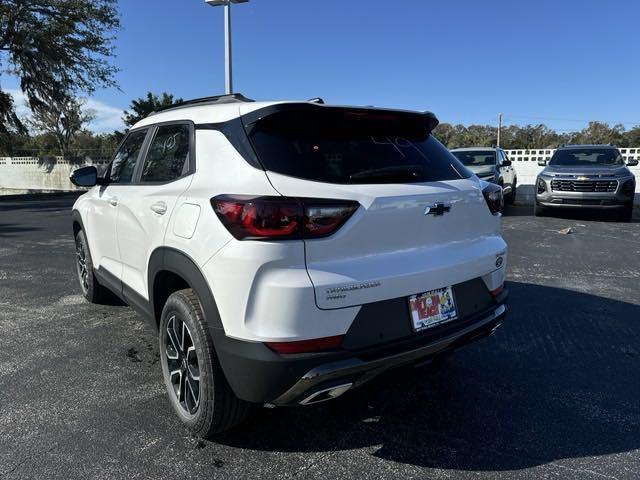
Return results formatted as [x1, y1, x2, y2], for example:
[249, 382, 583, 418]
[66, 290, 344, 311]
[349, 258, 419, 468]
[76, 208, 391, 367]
[149, 93, 254, 116]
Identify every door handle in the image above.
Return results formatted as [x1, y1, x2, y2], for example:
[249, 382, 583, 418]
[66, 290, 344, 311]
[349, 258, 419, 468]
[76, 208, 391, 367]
[108, 197, 118, 207]
[150, 201, 167, 215]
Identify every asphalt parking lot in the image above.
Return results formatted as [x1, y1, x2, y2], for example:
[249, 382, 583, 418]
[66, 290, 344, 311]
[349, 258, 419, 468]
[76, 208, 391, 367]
[1, 194, 639, 479]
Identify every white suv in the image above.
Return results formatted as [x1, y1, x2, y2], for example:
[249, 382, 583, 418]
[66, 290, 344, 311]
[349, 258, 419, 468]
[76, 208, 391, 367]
[70, 94, 509, 436]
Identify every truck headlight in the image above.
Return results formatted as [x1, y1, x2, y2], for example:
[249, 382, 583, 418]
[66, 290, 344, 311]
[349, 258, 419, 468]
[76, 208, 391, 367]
[622, 179, 635, 195]
[537, 178, 547, 194]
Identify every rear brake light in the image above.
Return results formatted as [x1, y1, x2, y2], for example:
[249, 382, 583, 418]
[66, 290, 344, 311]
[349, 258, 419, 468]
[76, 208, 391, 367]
[211, 195, 359, 240]
[482, 183, 504, 215]
[265, 335, 344, 354]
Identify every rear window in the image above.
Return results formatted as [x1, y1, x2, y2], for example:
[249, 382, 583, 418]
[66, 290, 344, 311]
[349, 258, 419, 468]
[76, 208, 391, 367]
[549, 148, 624, 166]
[452, 150, 497, 167]
[247, 107, 472, 184]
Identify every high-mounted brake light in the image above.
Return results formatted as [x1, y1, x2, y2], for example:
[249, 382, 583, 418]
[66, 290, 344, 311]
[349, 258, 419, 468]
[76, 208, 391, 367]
[482, 183, 504, 215]
[211, 195, 359, 240]
[265, 335, 344, 354]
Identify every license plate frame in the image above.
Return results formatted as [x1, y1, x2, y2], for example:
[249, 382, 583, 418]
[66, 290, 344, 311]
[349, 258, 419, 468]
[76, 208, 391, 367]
[408, 286, 458, 332]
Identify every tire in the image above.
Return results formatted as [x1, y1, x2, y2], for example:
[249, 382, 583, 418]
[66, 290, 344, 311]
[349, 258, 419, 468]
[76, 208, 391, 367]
[508, 181, 517, 204]
[159, 288, 249, 437]
[618, 205, 633, 222]
[534, 202, 546, 217]
[74, 229, 110, 303]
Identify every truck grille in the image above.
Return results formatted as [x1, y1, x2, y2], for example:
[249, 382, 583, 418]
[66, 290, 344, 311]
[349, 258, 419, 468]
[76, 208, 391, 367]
[550, 179, 618, 192]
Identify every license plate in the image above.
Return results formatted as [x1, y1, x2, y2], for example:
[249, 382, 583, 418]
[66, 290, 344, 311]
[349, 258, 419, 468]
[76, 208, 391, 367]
[408, 286, 457, 332]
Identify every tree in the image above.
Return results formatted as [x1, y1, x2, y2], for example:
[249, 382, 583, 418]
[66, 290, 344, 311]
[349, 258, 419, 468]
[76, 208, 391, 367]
[623, 126, 640, 147]
[574, 122, 625, 146]
[0, 0, 119, 134]
[27, 96, 95, 157]
[72, 130, 121, 158]
[123, 92, 183, 127]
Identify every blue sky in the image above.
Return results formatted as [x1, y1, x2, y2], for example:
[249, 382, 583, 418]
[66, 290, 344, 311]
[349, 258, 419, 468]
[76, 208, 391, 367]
[5, 0, 640, 132]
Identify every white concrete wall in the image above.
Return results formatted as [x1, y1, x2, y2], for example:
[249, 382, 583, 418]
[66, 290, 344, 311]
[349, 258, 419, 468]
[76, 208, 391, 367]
[1, 150, 639, 205]
[0, 157, 109, 193]
[504, 148, 640, 205]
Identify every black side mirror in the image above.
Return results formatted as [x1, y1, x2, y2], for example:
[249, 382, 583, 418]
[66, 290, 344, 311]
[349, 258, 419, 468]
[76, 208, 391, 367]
[627, 158, 639, 167]
[538, 159, 547, 166]
[501, 159, 512, 167]
[70, 166, 98, 187]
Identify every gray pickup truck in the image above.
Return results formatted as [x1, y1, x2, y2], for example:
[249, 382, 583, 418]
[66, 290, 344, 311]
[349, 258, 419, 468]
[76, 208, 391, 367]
[535, 145, 637, 221]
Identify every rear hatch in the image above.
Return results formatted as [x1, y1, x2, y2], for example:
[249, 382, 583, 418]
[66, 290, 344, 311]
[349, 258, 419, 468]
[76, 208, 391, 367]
[241, 104, 505, 309]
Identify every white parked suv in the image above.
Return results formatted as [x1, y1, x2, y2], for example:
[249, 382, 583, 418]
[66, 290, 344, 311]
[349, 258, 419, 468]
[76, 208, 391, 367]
[70, 94, 509, 436]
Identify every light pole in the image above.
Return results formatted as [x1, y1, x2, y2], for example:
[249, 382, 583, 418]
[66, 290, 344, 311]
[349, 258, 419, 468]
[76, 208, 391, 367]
[205, 0, 249, 95]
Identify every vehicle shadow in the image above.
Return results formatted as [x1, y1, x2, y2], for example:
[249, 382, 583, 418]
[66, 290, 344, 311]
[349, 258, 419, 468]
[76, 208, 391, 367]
[0, 223, 42, 237]
[218, 281, 640, 472]
[542, 208, 637, 223]
[503, 204, 533, 217]
[504, 202, 638, 223]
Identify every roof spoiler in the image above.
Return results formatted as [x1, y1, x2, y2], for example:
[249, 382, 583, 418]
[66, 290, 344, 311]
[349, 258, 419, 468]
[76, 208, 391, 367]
[423, 111, 439, 133]
[241, 103, 439, 136]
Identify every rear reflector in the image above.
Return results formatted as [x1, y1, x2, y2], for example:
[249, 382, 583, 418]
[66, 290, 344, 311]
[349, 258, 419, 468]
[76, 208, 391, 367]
[265, 335, 344, 354]
[212, 195, 359, 240]
[490, 283, 504, 298]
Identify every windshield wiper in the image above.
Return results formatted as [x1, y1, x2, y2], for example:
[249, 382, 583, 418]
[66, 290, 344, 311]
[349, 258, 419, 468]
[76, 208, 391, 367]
[348, 165, 424, 184]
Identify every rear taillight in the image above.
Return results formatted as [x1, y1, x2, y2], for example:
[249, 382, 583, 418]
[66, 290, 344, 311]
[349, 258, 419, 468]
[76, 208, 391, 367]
[211, 195, 359, 240]
[265, 335, 344, 354]
[482, 183, 504, 215]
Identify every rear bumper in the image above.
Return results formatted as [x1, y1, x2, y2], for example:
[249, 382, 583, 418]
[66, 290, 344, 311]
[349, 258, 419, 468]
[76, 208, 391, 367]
[273, 303, 506, 405]
[214, 288, 508, 405]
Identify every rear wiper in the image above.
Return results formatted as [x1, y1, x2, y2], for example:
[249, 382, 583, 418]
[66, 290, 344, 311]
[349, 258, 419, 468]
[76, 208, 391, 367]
[349, 165, 424, 183]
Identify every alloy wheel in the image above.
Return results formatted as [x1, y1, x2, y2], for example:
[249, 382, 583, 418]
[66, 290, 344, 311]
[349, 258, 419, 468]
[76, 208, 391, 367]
[165, 315, 201, 415]
[75, 237, 89, 293]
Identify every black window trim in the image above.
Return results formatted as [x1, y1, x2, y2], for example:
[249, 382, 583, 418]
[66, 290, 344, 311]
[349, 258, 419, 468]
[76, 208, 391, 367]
[104, 120, 196, 187]
[195, 117, 263, 170]
[105, 126, 153, 185]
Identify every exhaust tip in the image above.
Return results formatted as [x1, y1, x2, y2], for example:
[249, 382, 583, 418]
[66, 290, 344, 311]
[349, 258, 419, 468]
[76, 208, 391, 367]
[300, 383, 353, 405]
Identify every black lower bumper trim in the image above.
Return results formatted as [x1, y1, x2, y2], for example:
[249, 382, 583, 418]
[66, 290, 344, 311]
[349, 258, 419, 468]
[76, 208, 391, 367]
[215, 297, 508, 405]
[272, 304, 506, 405]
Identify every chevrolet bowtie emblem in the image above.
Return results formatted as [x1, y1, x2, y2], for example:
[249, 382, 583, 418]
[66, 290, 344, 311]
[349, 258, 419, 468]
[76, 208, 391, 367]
[424, 203, 451, 216]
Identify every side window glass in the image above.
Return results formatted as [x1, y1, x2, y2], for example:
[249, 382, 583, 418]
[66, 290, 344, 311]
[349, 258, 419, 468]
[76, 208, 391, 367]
[110, 130, 147, 183]
[140, 124, 191, 182]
